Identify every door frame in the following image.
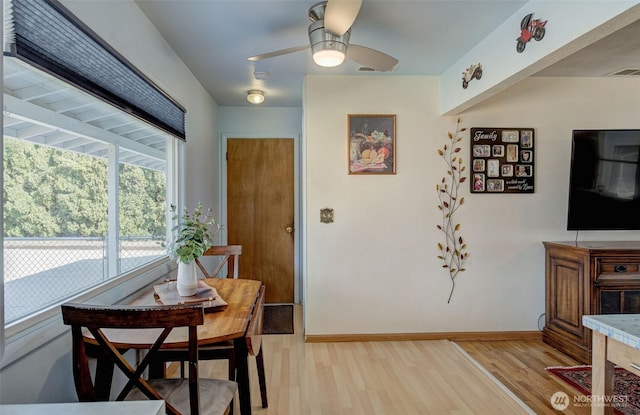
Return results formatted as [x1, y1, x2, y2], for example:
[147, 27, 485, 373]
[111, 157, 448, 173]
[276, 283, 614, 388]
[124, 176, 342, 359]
[220, 133, 302, 304]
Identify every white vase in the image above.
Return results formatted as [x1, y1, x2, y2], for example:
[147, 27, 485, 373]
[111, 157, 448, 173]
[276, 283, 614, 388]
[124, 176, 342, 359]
[176, 261, 198, 296]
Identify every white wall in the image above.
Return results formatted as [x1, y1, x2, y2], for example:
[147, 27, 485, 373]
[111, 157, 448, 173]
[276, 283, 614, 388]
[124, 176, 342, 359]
[0, 0, 219, 404]
[62, 0, 220, 213]
[219, 106, 302, 134]
[304, 75, 640, 336]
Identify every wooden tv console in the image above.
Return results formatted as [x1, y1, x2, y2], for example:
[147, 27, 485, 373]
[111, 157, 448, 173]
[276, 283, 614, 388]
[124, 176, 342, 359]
[542, 241, 640, 364]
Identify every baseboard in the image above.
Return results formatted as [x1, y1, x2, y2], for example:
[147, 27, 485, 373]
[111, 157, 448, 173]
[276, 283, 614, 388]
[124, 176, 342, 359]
[304, 330, 542, 343]
[542, 328, 591, 365]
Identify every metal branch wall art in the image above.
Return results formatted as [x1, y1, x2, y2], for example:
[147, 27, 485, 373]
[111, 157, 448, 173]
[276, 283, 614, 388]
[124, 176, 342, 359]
[436, 118, 469, 303]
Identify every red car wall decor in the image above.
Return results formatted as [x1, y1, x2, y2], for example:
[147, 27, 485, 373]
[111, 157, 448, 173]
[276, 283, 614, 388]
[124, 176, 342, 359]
[516, 13, 547, 53]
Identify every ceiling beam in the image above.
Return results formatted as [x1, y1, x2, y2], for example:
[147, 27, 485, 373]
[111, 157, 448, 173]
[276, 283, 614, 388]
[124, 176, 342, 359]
[440, 2, 640, 115]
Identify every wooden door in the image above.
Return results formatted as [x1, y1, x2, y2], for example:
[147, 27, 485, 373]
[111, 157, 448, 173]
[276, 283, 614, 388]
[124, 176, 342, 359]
[227, 138, 294, 303]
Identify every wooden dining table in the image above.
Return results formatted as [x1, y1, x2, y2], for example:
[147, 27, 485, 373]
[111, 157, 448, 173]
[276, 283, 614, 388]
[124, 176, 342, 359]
[84, 277, 263, 415]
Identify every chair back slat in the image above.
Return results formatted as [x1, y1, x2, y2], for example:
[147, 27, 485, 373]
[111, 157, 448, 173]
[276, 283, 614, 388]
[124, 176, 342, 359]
[62, 303, 204, 328]
[195, 245, 242, 279]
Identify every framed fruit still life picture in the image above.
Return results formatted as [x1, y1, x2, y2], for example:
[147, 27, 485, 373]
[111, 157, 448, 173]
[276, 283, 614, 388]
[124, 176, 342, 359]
[348, 114, 396, 174]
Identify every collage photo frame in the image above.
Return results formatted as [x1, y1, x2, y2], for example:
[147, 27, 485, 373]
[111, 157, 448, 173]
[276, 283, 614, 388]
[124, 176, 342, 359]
[470, 127, 535, 193]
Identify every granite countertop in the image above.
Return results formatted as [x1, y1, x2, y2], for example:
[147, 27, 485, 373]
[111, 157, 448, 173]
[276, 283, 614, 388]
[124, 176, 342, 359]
[583, 314, 640, 349]
[0, 401, 165, 415]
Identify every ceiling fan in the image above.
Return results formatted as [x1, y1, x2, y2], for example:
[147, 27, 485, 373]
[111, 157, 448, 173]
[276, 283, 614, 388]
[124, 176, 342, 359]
[247, 0, 398, 72]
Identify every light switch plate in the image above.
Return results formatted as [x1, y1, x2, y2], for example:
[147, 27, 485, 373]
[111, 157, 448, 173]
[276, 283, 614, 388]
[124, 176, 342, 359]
[320, 208, 334, 223]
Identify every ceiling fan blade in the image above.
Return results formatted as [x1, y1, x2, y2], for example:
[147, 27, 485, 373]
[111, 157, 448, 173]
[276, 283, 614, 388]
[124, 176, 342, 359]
[247, 45, 310, 61]
[347, 44, 398, 72]
[324, 0, 362, 36]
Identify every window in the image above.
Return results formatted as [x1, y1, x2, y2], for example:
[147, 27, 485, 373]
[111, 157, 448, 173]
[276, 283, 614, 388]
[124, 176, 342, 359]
[3, 58, 178, 325]
[118, 147, 168, 275]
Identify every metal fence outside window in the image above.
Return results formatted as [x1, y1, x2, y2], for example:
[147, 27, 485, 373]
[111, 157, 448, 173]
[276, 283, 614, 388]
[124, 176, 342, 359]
[4, 237, 165, 323]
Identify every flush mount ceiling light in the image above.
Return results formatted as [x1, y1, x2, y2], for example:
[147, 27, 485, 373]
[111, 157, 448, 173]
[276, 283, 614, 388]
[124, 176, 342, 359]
[247, 90, 265, 104]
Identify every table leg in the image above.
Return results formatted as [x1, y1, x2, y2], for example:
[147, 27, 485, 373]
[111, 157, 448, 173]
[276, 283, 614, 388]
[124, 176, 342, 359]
[234, 337, 252, 415]
[591, 331, 614, 415]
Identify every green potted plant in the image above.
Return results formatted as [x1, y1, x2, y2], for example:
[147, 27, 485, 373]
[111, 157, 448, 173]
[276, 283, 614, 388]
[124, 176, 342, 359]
[165, 203, 220, 296]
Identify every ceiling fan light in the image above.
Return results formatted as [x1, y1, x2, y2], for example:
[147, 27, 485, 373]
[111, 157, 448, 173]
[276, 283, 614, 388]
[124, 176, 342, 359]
[308, 19, 350, 68]
[247, 89, 265, 104]
[312, 46, 346, 67]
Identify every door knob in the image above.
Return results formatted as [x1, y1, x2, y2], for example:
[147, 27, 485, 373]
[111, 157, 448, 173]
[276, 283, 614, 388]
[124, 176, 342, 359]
[286, 226, 294, 233]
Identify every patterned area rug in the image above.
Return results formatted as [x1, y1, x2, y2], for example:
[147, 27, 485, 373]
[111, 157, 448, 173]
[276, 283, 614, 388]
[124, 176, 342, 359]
[263, 304, 294, 334]
[547, 365, 640, 415]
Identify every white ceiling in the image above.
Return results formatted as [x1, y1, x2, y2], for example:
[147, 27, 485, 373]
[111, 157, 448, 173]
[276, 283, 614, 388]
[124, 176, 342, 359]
[135, 0, 640, 108]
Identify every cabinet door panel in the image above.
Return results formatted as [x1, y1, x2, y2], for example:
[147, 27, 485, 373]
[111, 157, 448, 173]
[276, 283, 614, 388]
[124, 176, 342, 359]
[548, 257, 586, 338]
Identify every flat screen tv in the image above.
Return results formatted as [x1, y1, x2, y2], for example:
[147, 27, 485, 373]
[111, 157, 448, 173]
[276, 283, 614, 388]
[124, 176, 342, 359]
[567, 129, 640, 230]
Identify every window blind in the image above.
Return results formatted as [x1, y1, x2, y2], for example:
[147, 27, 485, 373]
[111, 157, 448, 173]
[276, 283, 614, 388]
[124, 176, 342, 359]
[3, 0, 186, 140]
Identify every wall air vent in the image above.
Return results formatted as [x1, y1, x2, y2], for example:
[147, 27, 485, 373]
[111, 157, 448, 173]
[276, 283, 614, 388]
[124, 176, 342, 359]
[608, 68, 640, 76]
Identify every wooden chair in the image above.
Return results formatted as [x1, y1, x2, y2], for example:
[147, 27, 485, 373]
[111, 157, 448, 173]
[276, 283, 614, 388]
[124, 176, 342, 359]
[61, 302, 237, 415]
[195, 245, 242, 279]
[157, 245, 269, 409]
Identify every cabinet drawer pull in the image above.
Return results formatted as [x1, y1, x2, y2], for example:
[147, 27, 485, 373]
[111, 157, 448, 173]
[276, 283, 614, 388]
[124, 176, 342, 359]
[631, 363, 640, 371]
[614, 265, 627, 273]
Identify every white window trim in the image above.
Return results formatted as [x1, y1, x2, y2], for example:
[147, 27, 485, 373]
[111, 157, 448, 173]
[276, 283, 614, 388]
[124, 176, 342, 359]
[0, 258, 177, 369]
[0, 10, 185, 366]
[0, 136, 183, 369]
[0, 130, 183, 369]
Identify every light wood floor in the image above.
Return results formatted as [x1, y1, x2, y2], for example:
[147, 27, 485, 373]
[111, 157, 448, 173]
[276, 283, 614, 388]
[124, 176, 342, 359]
[169, 305, 590, 414]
